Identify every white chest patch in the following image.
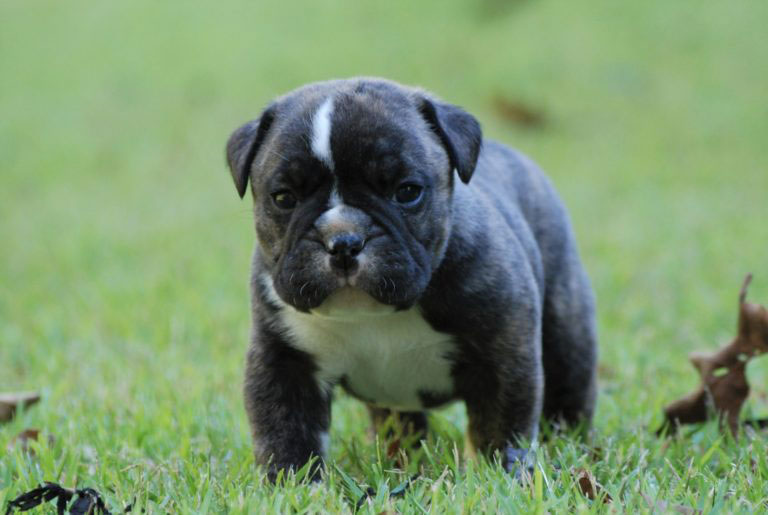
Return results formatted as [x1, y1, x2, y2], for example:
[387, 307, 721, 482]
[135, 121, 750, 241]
[272, 285, 456, 411]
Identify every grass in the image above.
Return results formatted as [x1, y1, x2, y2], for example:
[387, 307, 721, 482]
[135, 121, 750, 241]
[1, 0, 767, 512]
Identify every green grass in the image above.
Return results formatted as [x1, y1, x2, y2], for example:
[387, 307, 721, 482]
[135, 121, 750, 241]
[2, 0, 767, 512]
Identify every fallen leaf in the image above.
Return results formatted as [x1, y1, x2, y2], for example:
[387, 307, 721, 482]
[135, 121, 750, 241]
[659, 274, 768, 435]
[491, 95, 546, 128]
[7, 428, 55, 455]
[8, 428, 40, 453]
[574, 468, 612, 503]
[386, 438, 401, 459]
[0, 391, 41, 423]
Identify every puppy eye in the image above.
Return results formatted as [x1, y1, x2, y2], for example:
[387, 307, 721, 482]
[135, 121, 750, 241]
[271, 190, 297, 210]
[393, 183, 423, 205]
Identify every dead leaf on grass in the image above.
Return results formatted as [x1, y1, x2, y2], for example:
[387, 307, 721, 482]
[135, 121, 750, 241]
[574, 468, 612, 504]
[659, 274, 768, 435]
[0, 391, 41, 423]
[491, 95, 546, 128]
[7, 428, 55, 455]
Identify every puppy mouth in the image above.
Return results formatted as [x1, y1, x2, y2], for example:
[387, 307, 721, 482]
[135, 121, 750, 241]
[274, 231, 417, 311]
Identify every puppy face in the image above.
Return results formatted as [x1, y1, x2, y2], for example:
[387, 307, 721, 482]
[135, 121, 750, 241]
[226, 79, 482, 312]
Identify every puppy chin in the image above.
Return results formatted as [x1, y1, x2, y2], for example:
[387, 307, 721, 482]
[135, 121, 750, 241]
[310, 286, 395, 320]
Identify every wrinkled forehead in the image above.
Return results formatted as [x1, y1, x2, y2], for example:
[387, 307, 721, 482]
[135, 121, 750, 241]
[259, 87, 434, 188]
[330, 95, 426, 184]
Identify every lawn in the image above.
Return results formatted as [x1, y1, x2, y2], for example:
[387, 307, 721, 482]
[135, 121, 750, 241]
[1, 0, 767, 512]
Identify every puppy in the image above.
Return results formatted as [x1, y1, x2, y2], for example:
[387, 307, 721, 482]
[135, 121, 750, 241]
[225, 78, 597, 480]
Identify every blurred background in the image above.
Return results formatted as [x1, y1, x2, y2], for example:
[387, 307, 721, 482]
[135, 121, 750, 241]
[1, 0, 767, 499]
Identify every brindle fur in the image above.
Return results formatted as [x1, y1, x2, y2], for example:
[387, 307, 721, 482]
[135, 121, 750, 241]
[227, 78, 597, 481]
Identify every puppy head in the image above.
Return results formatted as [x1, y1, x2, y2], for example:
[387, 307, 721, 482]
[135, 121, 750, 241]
[226, 78, 482, 312]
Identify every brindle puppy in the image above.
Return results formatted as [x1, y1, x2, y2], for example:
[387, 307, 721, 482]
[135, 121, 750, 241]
[225, 78, 597, 480]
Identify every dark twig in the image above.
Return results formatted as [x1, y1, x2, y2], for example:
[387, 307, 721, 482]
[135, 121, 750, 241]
[5, 482, 132, 515]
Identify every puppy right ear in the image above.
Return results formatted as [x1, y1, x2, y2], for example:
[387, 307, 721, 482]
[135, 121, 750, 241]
[417, 97, 482, 184]
[226, 104, 277, 198]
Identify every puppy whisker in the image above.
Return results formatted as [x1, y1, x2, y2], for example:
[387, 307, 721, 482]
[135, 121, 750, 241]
[268, 148, 291, 162]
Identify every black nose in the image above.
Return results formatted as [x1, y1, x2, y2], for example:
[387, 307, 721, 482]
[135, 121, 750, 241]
[327, 233, 364, 257]
[327, 233, 364, 273]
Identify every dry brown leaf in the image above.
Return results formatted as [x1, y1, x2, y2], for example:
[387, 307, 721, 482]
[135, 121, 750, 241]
[0, 391, 41, 423]
[659, 274, 768, 435]
[491, 95, 546, 128]
[6, 428, 55, 455]
[386, 438, 401, 459]
[574, 468, 612, 504]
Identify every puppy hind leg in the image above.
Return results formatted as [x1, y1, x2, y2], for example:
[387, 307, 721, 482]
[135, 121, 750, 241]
[540, 266, 598, 431]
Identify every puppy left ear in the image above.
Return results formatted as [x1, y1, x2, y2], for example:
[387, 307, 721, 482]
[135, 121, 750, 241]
[418, 97, 482, 184]
[226, 104, 277, 198]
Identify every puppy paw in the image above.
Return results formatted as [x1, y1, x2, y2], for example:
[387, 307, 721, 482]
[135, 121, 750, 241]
[505, 447, 535, 481]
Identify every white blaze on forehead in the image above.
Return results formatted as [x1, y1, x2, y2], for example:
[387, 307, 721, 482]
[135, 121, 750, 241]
[311, 97, 335, 170]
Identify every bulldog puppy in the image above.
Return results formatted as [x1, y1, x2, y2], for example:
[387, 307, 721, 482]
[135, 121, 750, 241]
[225, 78, 597, 481]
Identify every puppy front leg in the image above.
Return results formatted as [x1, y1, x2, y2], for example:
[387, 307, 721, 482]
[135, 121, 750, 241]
[458, 351, 543, 474]
[244, 333, 331, 482]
